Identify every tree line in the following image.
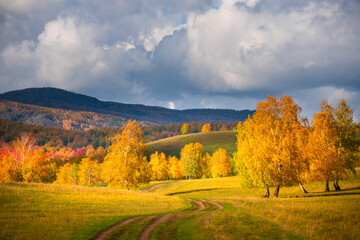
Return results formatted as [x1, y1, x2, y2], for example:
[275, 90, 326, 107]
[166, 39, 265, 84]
[0, 120, 233, 187]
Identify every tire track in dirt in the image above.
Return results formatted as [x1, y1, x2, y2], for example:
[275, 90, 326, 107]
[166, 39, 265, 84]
[137, 199, 207, 240]
[93, 199, 223, 240]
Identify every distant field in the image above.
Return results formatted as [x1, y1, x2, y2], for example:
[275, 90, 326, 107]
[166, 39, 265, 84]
[147, 131, 237, 158]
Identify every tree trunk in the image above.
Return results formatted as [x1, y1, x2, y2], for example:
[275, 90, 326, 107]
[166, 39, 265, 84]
[263, 188, 270, 198]
[325, 181, 330, 192]
[333, 180, 341, 191]
[299, 183, 308, 193]
[273, 185, 280, 198]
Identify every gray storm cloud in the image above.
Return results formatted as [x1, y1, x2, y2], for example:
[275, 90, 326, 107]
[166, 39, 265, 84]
[0, 0, 359, 120]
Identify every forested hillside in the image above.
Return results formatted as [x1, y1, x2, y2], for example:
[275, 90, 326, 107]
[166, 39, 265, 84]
[0, 87, 254, 125]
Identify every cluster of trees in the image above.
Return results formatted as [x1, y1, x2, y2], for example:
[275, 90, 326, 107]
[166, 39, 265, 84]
[0, 120, 234, 188]
[234, 96, 358, 197]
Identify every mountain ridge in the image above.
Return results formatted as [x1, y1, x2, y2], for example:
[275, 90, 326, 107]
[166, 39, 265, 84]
[0, 87, 254, 125]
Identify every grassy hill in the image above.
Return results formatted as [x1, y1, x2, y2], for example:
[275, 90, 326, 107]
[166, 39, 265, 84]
[147, 131, 238, 158]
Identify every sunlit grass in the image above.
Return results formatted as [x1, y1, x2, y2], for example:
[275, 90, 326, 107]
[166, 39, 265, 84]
[151, 170, 360, 240]
[147, 131, 237, 158]
[0, 183, 188, 240]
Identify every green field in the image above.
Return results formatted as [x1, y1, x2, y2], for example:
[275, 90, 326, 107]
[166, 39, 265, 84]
[1, 170, 360, 240]
[0, 183, 188, 240]
[147, 131, 237, 158]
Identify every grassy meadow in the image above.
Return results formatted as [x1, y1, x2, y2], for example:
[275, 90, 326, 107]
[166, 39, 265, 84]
[1, 171, 359, 240]
[0, 183, 188, 240]
[147, 131, 237, 158]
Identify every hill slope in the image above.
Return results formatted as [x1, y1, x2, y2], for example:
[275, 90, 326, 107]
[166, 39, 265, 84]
[147, 131, 237, 158]
[0, 100, 151, 131]
[0, 87, 254, 125]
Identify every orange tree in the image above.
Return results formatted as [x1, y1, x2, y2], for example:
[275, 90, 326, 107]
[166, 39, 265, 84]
[210, 148, 232, 177]
[201, 123, 211, 133]
[168, 156, 183, 179]
[101, 120, 149, 189]
[235, 96, 309, 197]
[78, 157, 101, 185]
[308, 99, 357, 191]
[0, 133, 56, 183]
[149, 151, 168, 180]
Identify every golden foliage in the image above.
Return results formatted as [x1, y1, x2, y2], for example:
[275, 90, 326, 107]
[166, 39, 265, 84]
[210, 148, 232, 177]
[101, 120, 149, 188]
[201, 123, 212, 133]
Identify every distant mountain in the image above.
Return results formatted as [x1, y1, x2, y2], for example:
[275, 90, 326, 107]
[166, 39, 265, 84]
[0, 87, 254, 125]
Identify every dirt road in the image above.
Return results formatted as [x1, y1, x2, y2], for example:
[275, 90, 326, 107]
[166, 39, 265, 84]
[93, 198, 223, 240]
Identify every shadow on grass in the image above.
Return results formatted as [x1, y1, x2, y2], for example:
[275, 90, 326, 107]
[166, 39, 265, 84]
[287, 186, 360, 198]
[166, 188, 225, 196]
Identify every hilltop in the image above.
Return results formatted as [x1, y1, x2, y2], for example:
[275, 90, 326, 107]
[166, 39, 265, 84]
[147, 131, 238, 158]
[0, 87, 254, 125]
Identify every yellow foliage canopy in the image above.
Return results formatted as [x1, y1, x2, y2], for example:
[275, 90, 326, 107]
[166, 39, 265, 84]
[101, 120, 149, 189]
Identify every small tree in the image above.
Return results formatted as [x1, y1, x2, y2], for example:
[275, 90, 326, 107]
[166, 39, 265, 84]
[149, 151, 168, 180]
[181, 123, 190, 134]
[181, 143, 204, 179]
[211, 148, 232, 177]
[78, 158, 101, 185]
[168, 156, 183, 179]
[201, 123, 212, 133]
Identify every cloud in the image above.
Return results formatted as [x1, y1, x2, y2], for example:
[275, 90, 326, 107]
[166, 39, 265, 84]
[0, 0, 359, 121]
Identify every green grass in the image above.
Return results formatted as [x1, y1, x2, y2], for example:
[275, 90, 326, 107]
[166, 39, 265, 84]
[151, 170, 360, 240]
[147, 131, 237, 158]
[0, 183, 188, 240]
[2, 169, 359, 239]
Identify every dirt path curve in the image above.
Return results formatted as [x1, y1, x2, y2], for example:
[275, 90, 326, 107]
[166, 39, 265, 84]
[141, 182, 172, 192]
[93, 199, 222, 240]
[93, 216, 150, 240]
[137, 199, 218, 240]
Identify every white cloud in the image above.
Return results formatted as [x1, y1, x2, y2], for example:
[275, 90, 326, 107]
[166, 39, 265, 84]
[0, 0, 359, 122]
[168, 101, 176, 109]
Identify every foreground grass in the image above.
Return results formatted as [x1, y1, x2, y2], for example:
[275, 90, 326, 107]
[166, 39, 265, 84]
[1, 170, 359, 240]
[147, 131, 237, 158]
[153, 171, 360, 239]
[0, 183, 188, 240]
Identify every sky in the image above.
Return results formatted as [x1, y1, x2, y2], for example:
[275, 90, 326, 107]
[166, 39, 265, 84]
[1, 0, 360, 121]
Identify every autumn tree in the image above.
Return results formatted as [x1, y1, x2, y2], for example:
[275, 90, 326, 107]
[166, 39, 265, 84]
[78, 157, 101, 185]
[235, 96, 309, 197]
[149, 151, 168, 180]
[211, 148, 232, 177]
[181, 142, 204, 179]
[334, 99, 358, 181]
[201, 123, 212, 133]
[181, 123, 190, 134]
[201, 153, 212, 178]
[101, 120, 149, 189]
[0, 133, 56, 183]
[168, 156, 183, 179]
[308, 99, 357, 191]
